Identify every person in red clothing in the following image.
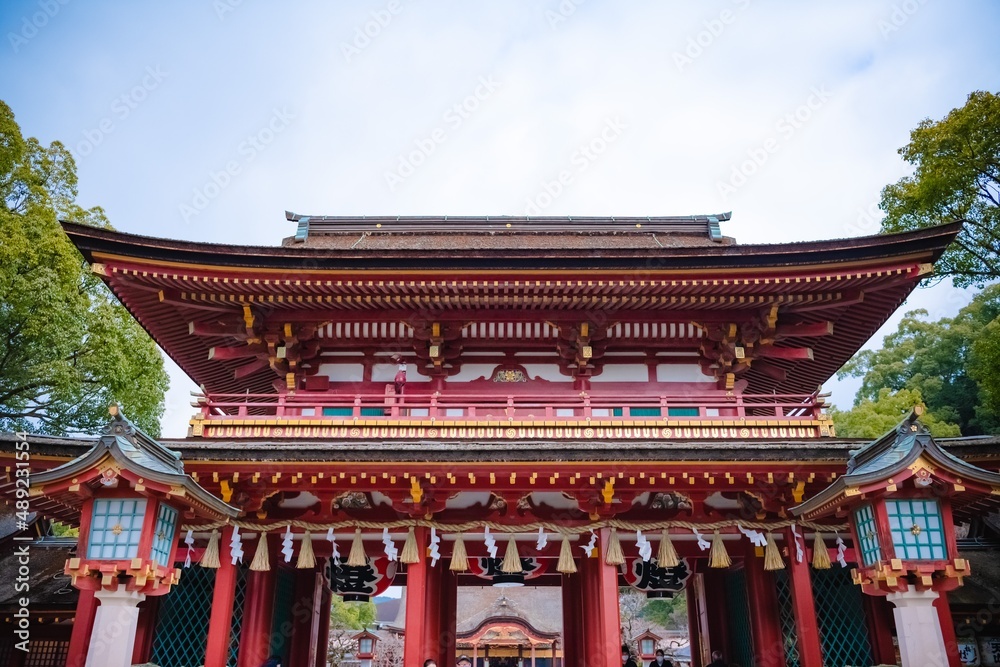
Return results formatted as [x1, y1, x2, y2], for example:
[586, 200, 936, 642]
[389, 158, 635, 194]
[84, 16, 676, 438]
[392, 355, 407, 395]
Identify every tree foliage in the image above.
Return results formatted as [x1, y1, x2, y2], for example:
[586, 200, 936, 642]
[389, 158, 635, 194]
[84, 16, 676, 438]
[0, 100, 168, 435]
[330, 595, 376, 630]
[831, 388, 961, 439]
[641, 591, 687, 630]
[837, 286, 1000, 436]
[880, 91, 1000, 287]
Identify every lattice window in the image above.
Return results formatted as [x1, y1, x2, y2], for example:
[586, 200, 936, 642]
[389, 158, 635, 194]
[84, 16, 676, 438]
[151, 503, 178, 565]
[886, 498, 946, 560]
[612, 407, 663, 416]
[774, 570, 801, 667]
[854, 504, 881, 566]
[228, 565, 249, 667]
[88, 498, 147, 559]
[813, 568, 875, 667]
[24, 640, 69, 667]
[0, 637, 14, 667]
[723, 569, 755, 667]
[150, 565, 215, 667]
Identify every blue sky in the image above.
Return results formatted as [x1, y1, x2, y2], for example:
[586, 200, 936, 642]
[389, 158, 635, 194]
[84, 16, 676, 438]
[3, 0, 998, 436]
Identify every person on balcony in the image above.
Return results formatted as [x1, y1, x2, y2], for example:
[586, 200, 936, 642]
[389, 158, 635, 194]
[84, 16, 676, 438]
[393, 355, 407, 395]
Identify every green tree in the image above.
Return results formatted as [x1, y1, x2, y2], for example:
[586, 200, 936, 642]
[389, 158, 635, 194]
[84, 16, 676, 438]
[641, 592, 687, 630]
[831, 388, 961, 439]
[330, 595, 377, 630]
[879, 91, 1000, 288]
[0, 100, 168, 435]
[837, 286, 1000, 436]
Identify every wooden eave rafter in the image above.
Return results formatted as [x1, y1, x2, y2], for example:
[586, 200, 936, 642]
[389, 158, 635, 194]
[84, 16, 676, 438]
[64, 222, 960, 396]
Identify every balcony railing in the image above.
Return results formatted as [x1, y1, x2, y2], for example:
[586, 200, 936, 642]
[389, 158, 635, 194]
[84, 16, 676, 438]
[188, 390, 834, 440]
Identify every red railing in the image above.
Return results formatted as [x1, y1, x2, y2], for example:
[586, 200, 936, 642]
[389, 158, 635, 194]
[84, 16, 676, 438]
[192, 390, 827, 423]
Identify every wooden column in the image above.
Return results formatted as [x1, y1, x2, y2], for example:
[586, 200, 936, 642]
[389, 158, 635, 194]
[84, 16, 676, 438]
[784, 528, 823, 667]
[131, 596, 159, 665]
[404, 527, 431, 667]
[579, 529, 622, 667]
[314, 578, 332, 667]
[530, 642, 537, 667]
[702, 570, 730, 660]
[288, 568, 321, 667]
[863, 592, 897, 665]
[205, 526, 238, 667]
[560, 573, 582, 667]
[66, 588, 99, 667]
[686, 577, 703, 667]
[473, 643, 479, 667]
[238, 536, 278, 667]
[439, 565, 458, 665]
[934, 593, 962, 667]
[743, 544, 784, 667]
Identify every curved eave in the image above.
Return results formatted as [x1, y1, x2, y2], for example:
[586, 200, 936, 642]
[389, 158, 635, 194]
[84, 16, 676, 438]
[793, 437, 1000, 520]
[62, 221, 961, 272]
[27, 439, 239, 521]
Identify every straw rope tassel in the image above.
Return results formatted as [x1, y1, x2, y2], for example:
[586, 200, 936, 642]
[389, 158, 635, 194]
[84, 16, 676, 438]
[400, 527, 420, 564]
[811, 531, 831, 570]
[450, 533, 469, 572]
[708, 530, 731, 568]
[347, 528, 367, 567]
[657, 529, 680, 568]
[250, 533, 271, 571]
[296, 531, 316, 569]
[201, 529, 221, 569]
[764, 532, 785, 571]
[605, 527, 625, 566]
[557, 534, 577, 574]
[501, 536, 522, 573]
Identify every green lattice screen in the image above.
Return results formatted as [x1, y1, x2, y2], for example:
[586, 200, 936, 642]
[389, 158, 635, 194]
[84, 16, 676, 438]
[723, 570, 755, 667]
[150, 566, 215, 667]
[269, 568, 298, 661]
[774, 570, 801, 667]
[228, 565, 249, 667]
[854, 504, 881, 566]
[812, 568, 874, 667]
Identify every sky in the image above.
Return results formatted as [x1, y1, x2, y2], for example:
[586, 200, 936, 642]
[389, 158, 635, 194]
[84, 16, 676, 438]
[2, 0, 997, 437]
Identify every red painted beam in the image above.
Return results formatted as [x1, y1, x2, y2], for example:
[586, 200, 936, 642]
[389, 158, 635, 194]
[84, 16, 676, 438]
[744, 543, 784, 667]
[65, 588, 98, 667]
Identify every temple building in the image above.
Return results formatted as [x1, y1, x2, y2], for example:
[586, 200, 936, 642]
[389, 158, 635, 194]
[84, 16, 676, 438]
[2, 213, 1000, 667]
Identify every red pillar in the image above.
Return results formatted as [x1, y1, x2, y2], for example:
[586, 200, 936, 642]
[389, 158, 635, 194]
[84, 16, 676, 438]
[422, 555, 444, 664]
[314, 577, 332, 667]
[205, 526, 238, 667]
[784, 528, 824, 667]
[743, 544, 784, 667]
[561, 569, 583, 667]
[439, 565, 458, 664]
[934, 593, 962, 667]
[403, 527, 431, 667]
[703, 570, 730, 661]
[288, 568, 320, 667]
[131, 596, 159, 664]
[579, 529, 622, 667]
[863, 593, 897, 665]
[66, 588, 99, 667]
[686, 579, 704, 667]
[238, 536, 278, 667]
